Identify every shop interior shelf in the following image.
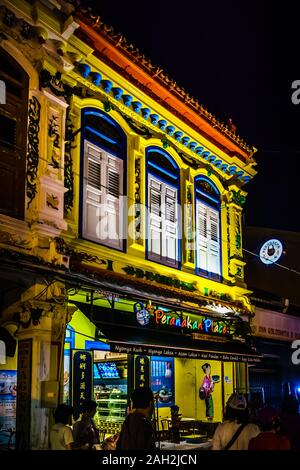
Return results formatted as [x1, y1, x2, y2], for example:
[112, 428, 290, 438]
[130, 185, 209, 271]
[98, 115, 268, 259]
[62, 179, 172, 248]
[96, 398, 127, 402]
[98, 409, 126, 413]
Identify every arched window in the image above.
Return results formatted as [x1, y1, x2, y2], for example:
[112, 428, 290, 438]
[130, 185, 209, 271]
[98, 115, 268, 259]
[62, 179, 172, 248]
[81, 108, 126, 250]
[195, 176, 221, 279]
[146, 147, 180, 267]
[0, 49, 28, 219]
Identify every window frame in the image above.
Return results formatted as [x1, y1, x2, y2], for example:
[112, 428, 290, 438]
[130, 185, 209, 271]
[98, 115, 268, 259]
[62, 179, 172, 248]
[194, 176, 222, 281]
[146, 147, 181, 269]
[0, 49, 29, 220]
[80, 108, 127, 252]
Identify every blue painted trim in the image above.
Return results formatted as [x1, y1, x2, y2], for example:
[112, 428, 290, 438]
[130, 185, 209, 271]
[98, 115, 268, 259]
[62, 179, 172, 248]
[85, 126, 120, 146]
[65, 325, 75, 349]
[85, 340, 110, 351]
[148, 161, 178, 180]
[194, 175, 220, 196]
[147, 146, 179, 170]
[195, 188, 219, 204]
[84, 108, 126, 151]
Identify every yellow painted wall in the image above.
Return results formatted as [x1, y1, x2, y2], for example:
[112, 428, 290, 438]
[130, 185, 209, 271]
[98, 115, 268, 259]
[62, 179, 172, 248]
[68, 310, 96, 350]
[174, 358, 224, 424]
[223, 361, 234, 408]
[0, 347, 18, 371]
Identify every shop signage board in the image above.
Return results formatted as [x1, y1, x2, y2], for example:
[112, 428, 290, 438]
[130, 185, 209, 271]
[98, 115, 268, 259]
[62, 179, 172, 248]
[71, 350, 93, 419]
[110, 342, 261, 364]
[251, 307, 300, 342]
[15, 339, 32, 450]
[134, 302, 230, 337]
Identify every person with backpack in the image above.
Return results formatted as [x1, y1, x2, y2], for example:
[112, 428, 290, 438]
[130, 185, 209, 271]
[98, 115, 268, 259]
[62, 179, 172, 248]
[212, 393, 260, 450]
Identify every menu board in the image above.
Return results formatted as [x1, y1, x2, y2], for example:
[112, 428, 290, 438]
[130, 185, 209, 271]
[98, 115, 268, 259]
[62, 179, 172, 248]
[151, 356, 174, 408]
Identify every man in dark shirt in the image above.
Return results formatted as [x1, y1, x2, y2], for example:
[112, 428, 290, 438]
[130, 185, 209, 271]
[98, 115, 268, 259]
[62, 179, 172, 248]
[248, 406, 291, 450]
[116, 387, 156, 451]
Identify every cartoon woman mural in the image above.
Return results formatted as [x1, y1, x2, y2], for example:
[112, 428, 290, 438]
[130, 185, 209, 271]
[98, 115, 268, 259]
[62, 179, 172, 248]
[201, 363, 214, 420]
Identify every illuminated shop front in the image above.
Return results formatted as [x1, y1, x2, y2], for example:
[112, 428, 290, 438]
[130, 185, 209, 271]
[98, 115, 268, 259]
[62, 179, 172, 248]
[64, 292, 260, 435]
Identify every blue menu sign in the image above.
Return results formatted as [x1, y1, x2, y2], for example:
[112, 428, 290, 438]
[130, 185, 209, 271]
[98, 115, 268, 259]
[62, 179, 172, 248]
[71, 350, 93, 419]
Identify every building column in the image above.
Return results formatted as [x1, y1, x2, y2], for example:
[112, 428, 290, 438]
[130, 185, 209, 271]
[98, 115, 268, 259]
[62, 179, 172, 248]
[234, 362, 248, 394]
[13, 296, 74, 449]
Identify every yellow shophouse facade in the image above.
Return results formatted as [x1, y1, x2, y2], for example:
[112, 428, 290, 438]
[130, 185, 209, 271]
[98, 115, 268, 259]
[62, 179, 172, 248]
[0, 0, 259, 449]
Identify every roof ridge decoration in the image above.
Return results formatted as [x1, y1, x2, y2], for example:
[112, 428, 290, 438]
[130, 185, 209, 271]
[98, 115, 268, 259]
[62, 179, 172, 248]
[73, 2, 257, 158]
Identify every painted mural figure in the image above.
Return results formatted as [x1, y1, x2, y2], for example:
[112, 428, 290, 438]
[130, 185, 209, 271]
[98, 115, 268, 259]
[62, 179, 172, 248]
[201, 363, 214, 420]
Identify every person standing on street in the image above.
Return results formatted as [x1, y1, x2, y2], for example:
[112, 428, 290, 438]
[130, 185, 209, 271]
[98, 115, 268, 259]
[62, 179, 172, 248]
[212, 393, 260, 450]
[116, 387, 156, 450]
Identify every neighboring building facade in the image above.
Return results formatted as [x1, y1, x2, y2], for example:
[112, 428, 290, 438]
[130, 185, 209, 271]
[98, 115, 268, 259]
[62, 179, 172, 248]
[0, 0, 258, 449]
[245, 226, 300, 408]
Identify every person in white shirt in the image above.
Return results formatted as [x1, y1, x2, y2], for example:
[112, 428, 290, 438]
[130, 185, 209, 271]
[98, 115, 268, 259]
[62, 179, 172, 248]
[212, 393, 260, 450]
[50, 404, 75, 450]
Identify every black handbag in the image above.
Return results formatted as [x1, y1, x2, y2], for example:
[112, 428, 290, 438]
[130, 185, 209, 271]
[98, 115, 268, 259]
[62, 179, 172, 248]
[199, 386, 205, 400]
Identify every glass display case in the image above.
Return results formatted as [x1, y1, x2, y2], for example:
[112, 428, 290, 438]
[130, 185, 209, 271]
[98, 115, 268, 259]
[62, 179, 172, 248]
[94, 358, 128, 435]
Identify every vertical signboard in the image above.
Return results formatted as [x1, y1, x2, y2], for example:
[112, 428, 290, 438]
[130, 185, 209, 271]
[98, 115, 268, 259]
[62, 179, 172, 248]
[134, 355, 150, 389]
[15, 339, 32, 450]
[71, 350, 93, 419]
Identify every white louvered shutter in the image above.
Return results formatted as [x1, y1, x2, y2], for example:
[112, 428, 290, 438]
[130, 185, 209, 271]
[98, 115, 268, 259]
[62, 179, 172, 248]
[196, 201, 220, 275]
[196, 202, 208, 271]
[208, 209, 220, 275]
[164, 186, 178, 264]
[83, 140, 123, 249]
[148, 177, 162, 258]
[148, 176, 178, 264]
[84, 141, 102, 241]
[105, 156, 123, 249]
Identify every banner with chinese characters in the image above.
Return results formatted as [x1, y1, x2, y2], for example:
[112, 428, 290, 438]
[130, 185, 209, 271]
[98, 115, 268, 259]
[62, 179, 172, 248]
[134, 355, 150, 389]
[71, 350, 93, 419]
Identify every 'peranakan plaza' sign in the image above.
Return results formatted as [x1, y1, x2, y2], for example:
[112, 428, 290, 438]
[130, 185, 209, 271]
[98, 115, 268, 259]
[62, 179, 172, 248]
[134, 302, 230, 337]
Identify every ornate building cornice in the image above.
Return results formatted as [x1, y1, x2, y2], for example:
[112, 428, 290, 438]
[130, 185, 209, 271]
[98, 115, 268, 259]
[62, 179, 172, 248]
[74, 4, 257, 159]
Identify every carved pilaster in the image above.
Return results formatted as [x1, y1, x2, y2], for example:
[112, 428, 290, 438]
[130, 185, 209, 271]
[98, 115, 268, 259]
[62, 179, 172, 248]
[226, 186, 247, 284]
[185, 183, 194, 264]
[64, 105, 77, 216]
[134, 156, 142, 244]
[26, 95, 41, 208]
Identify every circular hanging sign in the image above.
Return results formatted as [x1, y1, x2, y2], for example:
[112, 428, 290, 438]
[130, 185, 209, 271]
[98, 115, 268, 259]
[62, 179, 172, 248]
[259, 239, 283, 265]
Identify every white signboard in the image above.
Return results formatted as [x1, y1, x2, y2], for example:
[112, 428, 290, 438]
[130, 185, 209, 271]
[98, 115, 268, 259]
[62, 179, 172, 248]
[259, 239, 283, 265]
[251, 307, 300, 341]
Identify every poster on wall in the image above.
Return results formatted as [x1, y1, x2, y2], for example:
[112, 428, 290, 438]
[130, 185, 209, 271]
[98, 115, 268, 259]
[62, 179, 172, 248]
[151, 357, 174, 408]
[0, 370, 17, 449]
[71, 350, 93, 419]
[63, 352, 70, 404]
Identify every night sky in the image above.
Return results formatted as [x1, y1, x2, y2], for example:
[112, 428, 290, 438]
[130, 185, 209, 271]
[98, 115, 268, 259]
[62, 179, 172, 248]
[88, 0, 300, 232]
